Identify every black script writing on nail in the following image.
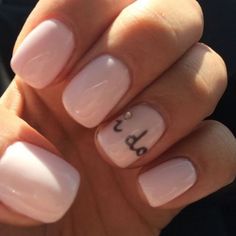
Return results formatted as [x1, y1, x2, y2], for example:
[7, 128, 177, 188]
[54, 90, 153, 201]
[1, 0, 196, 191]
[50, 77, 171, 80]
[113, 118, 149, 157]
[113, 120, 123, 132]
[125, 130, 148, 156]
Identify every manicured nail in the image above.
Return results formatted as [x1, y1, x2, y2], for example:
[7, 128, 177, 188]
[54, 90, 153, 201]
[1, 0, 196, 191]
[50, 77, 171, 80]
[138, 158, 197, 207]
[97, 104, 165, 168]
[11, 19, 74, 89]
[62, 55, 131, 128]
[0, 142, 80, 223]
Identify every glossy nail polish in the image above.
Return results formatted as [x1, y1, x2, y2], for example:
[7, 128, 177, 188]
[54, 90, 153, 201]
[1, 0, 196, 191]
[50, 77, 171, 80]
[97, 104, 166, 167]
[138, 158, 197, 207]
[0, 142, 80, 223]
[11, 19, 74, 89]
[62, 55, 131, 128]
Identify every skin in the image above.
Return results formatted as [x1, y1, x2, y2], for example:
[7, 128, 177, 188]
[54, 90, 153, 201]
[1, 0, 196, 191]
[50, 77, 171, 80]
[0, 78, 234, 236]
[0, 0, 236, 235]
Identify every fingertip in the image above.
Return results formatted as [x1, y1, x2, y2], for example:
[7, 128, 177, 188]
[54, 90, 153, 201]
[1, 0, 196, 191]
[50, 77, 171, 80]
[136, 121, 236, 210]
[0, 108, 80, 224]
[11, 19, 75, 89]
[138, 158, 197, 208]
[0, 141, 80, 223]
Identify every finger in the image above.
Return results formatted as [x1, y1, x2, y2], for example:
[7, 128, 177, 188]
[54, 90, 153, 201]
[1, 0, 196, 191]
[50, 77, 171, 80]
[0, 80, 24, 116]
[10, 0, 134, 89]
[0, 106, 79, 225]
[62, 0, 203, 128]
[137, 120, 236, 209]
[96, 43, 227, 168]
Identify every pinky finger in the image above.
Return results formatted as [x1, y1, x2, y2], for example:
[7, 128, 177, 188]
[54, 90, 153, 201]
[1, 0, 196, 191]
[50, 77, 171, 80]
[138, 120, 236, 209]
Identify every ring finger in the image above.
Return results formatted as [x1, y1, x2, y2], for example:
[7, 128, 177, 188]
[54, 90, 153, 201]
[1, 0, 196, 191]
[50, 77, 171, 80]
[95, 43, 227, 168]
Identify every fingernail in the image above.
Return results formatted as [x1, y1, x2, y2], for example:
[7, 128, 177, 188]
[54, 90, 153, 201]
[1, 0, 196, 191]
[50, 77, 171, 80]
[138, 158, 197, 207]
[97, 104, 166, 168]
[62, 55, 131, 128]
[0, 142, 80, 223]
[11, 19, 74, 89]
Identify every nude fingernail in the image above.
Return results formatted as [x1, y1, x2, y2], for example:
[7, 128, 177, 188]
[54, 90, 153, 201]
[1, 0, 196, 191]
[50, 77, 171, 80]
[11, 19, 74, 89]
[138, 158, 197, 207]
[0, 142, 80, 223]
[62, 55, 131, 128]
[97, 104, 166, 168]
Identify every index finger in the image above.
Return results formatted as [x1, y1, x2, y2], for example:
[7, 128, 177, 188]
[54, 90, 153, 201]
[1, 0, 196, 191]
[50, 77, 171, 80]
[11, 0, 134, 88]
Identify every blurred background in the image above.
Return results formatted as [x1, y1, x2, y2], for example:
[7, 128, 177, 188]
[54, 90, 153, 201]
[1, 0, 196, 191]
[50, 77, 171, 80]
[0, 0, 235, 235]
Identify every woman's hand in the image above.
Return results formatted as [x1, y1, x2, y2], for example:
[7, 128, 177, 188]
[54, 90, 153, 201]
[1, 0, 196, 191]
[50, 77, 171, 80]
[0, 0, 235, 235]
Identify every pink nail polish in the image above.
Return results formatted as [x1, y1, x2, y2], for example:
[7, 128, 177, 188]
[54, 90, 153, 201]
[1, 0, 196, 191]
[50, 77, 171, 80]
[62, 55, 131, 128]
[138, 158, 197, 207]
[97, 104, 166, 168]
[0, 142, 80, 223]
[11, 19, 74, 89]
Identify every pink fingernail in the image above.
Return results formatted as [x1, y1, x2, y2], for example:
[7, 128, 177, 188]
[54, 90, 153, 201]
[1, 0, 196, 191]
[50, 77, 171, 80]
[0, 142, 80, 223]
[138, 158, 197, 207]
[97, 104, 166, 168]
[62, 55, 131, 128]
[11, 19, 74, 89]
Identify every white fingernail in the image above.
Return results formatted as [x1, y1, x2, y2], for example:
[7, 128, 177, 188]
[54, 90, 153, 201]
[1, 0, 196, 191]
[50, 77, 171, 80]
[11, 19, 74, 89]
[0, 142, 80, 223]
[97, 105, 165, 167]
[138, 158, 197, 207]
[63, 55, 130, 128]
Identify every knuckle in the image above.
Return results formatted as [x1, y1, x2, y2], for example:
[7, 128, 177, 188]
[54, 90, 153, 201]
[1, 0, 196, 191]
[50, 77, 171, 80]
[198, 43, 228, 98]
[119, 0, 204, 53]
[188, 2, 204, 41]
[203, 120, 230, 133]
[178, 0, 204, 42]
[198, 43, 227, 75]
[201, 121, 236, 157]
[120, 3, 180, 46]
[182, 65, 214, 114]
[202, 120, 236, 178]
[181, 43, 227, 116]
[203, 121, 235, 145]
[189, 0, 204, 24]
[117, 4, 180, 71]
[188, 79, 215, 118]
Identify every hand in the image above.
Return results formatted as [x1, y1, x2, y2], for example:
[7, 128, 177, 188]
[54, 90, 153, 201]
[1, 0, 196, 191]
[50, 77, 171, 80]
[0, 0, 236, 235]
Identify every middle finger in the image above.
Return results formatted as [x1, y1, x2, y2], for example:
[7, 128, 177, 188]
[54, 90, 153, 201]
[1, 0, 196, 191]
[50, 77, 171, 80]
[62, 0, 204, 128]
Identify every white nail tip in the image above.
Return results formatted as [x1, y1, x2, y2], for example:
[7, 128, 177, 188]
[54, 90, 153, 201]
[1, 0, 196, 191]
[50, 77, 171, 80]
[0, 142, 80, 223]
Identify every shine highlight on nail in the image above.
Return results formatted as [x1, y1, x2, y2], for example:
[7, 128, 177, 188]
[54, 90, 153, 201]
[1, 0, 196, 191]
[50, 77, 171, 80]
[0, 142, 80, 223]
[62, 55, 131, 128]
[11, 19, 74, 89]
[97, 104, 166, 168]
[138, 158, 197, 207]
